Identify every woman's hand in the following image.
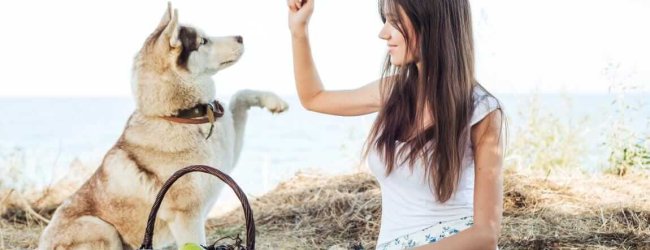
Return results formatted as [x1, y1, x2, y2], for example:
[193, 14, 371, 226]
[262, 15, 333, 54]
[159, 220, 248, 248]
[287, 0, 314, 37]
[287, 0, 381, 116]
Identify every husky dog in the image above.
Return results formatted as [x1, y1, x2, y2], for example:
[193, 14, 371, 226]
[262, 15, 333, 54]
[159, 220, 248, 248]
[38, 3, 288, 250]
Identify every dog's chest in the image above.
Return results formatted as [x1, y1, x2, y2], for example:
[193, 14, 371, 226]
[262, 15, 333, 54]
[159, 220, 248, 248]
[160, 140, 231, 193]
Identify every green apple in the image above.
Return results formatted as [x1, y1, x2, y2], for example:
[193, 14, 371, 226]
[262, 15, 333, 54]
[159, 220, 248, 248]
[181, 243, 203, 250]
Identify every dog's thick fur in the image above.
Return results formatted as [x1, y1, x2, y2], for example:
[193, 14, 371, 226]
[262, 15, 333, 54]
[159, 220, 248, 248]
[38, 3, 288, 250]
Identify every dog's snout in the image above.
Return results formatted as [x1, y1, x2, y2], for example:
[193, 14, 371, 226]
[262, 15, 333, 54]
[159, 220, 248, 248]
[235, 36, 243, 44]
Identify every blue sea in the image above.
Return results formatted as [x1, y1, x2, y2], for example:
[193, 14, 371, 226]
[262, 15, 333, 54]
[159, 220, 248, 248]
[0, 93, 648, 210]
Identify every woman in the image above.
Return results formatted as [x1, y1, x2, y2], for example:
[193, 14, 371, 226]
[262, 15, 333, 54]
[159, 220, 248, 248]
[287, 0, 504, 249]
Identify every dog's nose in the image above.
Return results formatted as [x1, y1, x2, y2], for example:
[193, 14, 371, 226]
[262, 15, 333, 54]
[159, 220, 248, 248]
[235, 36, 243, 44]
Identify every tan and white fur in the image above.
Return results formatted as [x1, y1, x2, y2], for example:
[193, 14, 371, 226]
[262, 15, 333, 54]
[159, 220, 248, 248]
[38, 3, 288, 250]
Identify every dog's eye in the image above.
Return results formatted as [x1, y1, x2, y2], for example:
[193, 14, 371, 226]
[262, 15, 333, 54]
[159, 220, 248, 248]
[200, 38, 208, 45]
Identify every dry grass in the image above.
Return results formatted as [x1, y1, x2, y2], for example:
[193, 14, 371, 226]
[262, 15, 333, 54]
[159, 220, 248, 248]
[0, 218, 46, 250]
[2, 169, 649, 249]
[500, 168, 650, 249]
[206, 169, 650, 249]
[206, 172, 380, 249]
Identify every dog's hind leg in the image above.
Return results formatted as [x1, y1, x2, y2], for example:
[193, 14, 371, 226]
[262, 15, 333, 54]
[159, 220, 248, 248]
[229, 90, 289, 164]
[39, 215, 125, 250]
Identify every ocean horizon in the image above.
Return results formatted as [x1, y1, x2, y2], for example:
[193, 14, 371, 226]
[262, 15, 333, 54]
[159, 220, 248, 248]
[1, 93, 648, 210]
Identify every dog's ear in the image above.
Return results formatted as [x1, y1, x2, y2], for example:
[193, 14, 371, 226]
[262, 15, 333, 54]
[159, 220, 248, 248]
[150, 2, 180, 49]
[155, 2, 173, 34]
[145, 2, 173, 45]
[163, 8, 181, 49]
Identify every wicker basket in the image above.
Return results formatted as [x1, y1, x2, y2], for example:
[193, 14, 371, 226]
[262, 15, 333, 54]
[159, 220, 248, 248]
[138, 165, 255, 250]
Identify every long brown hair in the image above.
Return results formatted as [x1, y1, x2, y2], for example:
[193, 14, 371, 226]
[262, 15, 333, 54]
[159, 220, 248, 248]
[366, 0, 500, 202]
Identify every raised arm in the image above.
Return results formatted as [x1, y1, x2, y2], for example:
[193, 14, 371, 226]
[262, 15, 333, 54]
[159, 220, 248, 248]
[288, 0, 382, 116]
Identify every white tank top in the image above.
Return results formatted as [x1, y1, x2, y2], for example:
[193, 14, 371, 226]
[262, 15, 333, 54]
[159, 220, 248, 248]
[367, 87, 500, 245]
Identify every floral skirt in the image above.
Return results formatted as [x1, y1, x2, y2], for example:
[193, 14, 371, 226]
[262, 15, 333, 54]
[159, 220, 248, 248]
[376, 216, 475, 250]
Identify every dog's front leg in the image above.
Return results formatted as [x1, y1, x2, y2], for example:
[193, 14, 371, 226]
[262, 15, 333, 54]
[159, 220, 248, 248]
[168, 213, 206, 249]
[229, 89, 289, 164]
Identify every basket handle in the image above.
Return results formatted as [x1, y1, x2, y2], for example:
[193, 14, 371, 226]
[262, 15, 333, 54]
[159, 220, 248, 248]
[138, 165, 255, 250]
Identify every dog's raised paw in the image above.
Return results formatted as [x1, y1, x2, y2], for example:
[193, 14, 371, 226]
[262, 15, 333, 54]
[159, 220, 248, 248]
[260, 94, 289, 114]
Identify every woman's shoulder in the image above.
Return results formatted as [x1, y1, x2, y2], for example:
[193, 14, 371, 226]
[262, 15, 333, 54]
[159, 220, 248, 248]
[471, 85, 502, 126]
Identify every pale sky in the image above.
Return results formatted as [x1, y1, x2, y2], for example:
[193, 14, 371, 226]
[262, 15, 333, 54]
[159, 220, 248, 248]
[0, 0, 648, 97]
